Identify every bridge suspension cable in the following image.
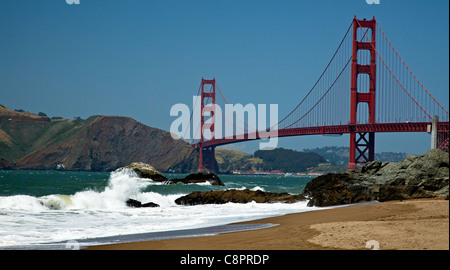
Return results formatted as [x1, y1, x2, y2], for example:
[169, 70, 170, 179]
[211, 17, 449, 133]
[373, 20, 449, 122]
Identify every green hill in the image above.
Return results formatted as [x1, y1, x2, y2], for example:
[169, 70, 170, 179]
[303, 146, 409, 164]
[254, 148, 326, 172]
[216, 147, 327, 173]
[215, 149, 264, 172]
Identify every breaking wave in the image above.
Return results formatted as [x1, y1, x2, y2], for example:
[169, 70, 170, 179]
[0, 168, 179, 211]
[0, 169, 317, 248]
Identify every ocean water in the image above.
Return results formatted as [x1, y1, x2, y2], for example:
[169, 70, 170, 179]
[0, 169, 319, 249]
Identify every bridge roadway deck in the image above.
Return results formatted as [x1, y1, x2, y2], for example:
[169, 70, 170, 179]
[193, 122, 449, 148]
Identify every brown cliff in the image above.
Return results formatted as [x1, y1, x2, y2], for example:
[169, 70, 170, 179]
[0, 105, 199, 172]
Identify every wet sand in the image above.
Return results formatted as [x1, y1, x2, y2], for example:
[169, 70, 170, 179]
[86, 198, 449, 250]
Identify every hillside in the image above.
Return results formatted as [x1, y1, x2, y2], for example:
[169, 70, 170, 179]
[0, 105, 198, 172]
[216, 146, 411, 174]
[254, 148, 326, 172]
[215, 149, 264, 172]
[216, 148, 327, 173]
[303, 146, 409, 165]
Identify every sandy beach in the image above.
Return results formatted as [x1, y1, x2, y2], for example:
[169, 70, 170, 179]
[86, 198, 449, 250]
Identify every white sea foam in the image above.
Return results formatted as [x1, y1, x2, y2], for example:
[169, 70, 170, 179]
[250, 186, 265, 191]
[0, 169, 321, 248]
[231, 186, 265, 192]
[0, 195, 48, 211]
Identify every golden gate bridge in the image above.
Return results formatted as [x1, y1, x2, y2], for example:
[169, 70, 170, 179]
[184, 17, 449, 172]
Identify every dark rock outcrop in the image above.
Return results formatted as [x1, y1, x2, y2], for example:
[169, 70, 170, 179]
[169, 172, 224, 186]
[126, 198, 159, 208]
[303, 149, 449, 207]
[118, 162, 168, 182]
[175, 189, 306, 205]
[0, 158, 15, 170]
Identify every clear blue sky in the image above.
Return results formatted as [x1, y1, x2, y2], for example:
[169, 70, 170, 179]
[1, 0, 448, 155]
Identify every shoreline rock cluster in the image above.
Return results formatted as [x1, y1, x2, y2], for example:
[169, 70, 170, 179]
[121, 162, 306, 207]
[121, 162, 225, 186]
[174, 189, 305, 206]
[303, 149, 449, 207]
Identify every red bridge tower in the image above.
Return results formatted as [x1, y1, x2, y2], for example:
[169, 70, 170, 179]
[198, 78, 217, 172]
[349, 17, 377, 170]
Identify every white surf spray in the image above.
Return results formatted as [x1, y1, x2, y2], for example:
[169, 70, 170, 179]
[0, 169, 322, 248]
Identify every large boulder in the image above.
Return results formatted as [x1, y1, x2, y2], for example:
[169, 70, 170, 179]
[169, 172, 224, 186]
[303, 149, 449, 207]
[118, 162, 168, 182]
[175, 189, 306, 205]
[302, 173, 376, 207]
